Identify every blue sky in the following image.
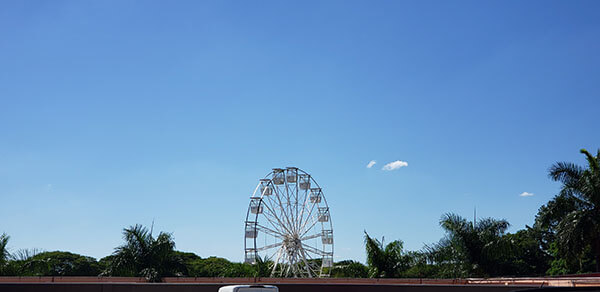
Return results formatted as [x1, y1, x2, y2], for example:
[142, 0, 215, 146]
[1, 1, 599, 263]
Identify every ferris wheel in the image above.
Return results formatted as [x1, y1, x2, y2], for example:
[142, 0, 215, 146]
[244, 167, 334, 277]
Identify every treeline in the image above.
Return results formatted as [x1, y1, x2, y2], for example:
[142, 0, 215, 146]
[359, 149, 600, 278]
[0, 228, 259, 281]
[0, 148, 598, 281]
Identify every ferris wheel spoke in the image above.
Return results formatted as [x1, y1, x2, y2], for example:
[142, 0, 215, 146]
[260, 209, 286, 234]
[296, 190, 312, 234]
[283, 183, 298, 234]
[284, 251, 293, 277]
[271, 185, 296, 232]
[298, 245, 322, 276]
[294, 184, 305, 235]
[260, 211, 288, 236]
[295, 187, 308, 233]
[299, 213, 319, 237]
[256, 223, 286, 239]
[301, 243, 327, 256]
[261, 198, 294, 235]
[270, 246, 285, 276]
[290, 255, 300, 277]
[292, 182, 298, 233]
[300, 233, 321, 241]
[261, 209, 290, 235]
[298, 245, 314, 277]
[283, 181, 295, 233]
[295, 184, 302, 234]
[297, 201, 318, 235]
[256, 242, 282, 252]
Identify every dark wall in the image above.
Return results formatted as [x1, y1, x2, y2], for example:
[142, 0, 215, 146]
[0, 283, 535, 292]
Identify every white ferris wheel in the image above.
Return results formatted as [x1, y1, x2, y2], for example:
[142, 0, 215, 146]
[244, 167, 334, 277]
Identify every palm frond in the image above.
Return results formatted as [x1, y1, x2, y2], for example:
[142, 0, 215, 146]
[476, 218, 510, 236]
[364, 231, 384, 277]
[11, 248, 43, 261]
[581, 149, 600, 174]
[548, 149, 600, 271]
[0, 233, 10, 263]
[123, 224, 151, 252]
[105, 224, 182, 281]
[555, 210, 592, 257]
[440, 213, 469, 234]
[549, 162, 584, 187]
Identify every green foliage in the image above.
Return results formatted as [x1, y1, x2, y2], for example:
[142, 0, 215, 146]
[395, 251, 434, 278]
[435, 213, 510, 277]
[103, 224, 186, 282]
[174, 251, 201, 263]
[546, 149, 600, 272]
[545, 241, 595, 275]
[424, 236, 470, 278]
[184, 256, 254, 277]
[253, 256, 274, 277]
[364, 231, 411, 278]
[97, 254, 115, 273]
[546, 242, 570, 276]
[331, 260, 369, 278]
[0, 233, 8, 261]
[0, 233, 9, 275]
[493, 228, 550, 276]
[10, 251, 101, 276]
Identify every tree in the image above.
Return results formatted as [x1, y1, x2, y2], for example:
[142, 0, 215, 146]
[364, 231, 410, 278]
[253, 256, 274, 277]
[14, 251, 101, 276]
[548, 148, 600, 272]
[0, 233, 9, 275]
[438, 213, 510, 277]
[495, 228, 550, 276]
[534, 193, 593, 274]
[423, 236, 470, 278]
[331, 260, 369, 278]
[174, 251, 201, 264]
[103, 224, 185, 282]
[534, 193, 579, 251]
[183, 256, 256, 277]
[400, 251, 442, 278]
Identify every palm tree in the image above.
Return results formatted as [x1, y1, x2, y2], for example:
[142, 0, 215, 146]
[548, 148, 600, 272]
[0, 233, 8, 260]
[424, 236, 469, 278]
[438, 213, 509, 276]
[103, 224, 185, 282]
[364, 231, 410, 278]
[0, 233, 9, 275]
[253, 256, 273, 277]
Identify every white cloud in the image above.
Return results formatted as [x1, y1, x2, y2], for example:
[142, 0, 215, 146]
[520, 192, 534, 197]
[366, 160, 377, 168]
[382, 160, 408, 171]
